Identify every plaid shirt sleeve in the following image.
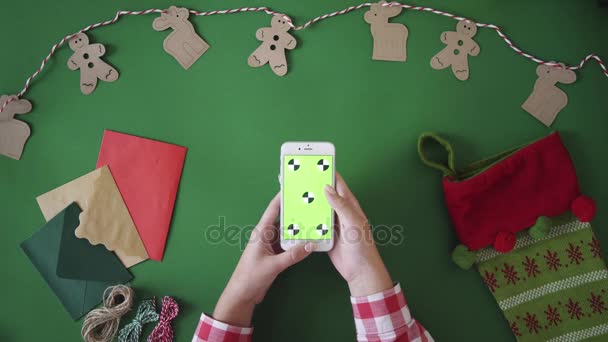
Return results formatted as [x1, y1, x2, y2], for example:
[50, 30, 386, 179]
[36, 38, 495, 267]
[193, 284, 431, 342]
[192, 313, 253, 342]
[351, 283, 433, 342]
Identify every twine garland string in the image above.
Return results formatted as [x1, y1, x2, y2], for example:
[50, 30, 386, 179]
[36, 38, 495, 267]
[81, 285, 135, 342]
[147, 296, 179, 342]
[118, 298, 160, 342]
[1, 1, 607, 113]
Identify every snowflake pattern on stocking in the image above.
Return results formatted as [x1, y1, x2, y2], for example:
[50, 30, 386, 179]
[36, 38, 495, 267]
[501, 263, 520, 285]
[523, 256, 541, 278]
[588, 292, 607, 314]
[475, 220, 608, 339]
[510, 321, 523, 337]
[544, 304, 562, 326]
[566, 243, 584, 265]
[483, 270, 499, 293]
[566, 298, 584, 320]
[589, 237, 602, 258]
[523, 312, 541, 334]
[544, 249, 562, 271]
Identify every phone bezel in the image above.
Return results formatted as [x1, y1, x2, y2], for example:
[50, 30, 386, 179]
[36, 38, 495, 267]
[280, 141, 335, 252]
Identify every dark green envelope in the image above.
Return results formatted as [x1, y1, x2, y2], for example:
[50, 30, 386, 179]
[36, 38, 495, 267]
[21, 202, 132, 320]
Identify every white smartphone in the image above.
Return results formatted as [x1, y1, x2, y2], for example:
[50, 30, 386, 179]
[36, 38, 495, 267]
[280, 142, 335, 252]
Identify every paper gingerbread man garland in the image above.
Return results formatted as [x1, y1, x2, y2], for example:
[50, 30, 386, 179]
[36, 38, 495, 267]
[522, 63, 577, 126]
[153, 6, 210, 70]
[364, 1, 409, 62]
[67, 33, 119, 95]
[430, 20, 480, 81]
[247, 15, 297, 76]
[0, 95, 32, 160]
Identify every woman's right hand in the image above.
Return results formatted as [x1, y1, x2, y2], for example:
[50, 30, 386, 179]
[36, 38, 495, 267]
[324, 173, 393, 296]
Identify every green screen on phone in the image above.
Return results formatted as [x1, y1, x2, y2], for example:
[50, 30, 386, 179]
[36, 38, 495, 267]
[282, 155, 334, 240]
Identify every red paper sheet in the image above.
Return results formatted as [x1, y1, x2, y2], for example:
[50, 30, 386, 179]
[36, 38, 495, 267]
[96, 130, 186, 261]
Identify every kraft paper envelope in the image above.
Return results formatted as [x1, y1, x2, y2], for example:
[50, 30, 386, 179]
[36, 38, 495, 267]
[21, 203, 133, 320]
[97, 130, 187, 261]
[36, 166, 148, 267]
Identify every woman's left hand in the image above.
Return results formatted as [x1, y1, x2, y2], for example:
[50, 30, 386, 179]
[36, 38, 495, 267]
[213, 193, 315, 327]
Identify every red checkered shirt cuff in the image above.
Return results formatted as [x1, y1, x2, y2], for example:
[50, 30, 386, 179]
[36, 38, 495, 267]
[193, 313, 253, 342]
[351, 283, 433, 342]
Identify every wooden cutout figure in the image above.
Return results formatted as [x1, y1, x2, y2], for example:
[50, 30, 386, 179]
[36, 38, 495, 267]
[522, 63, 576, 126]
[364, 1, 408, 62]
[153, 6, 210, 70]
[430, 20, 480, 81]
[247, 15, 297, 76]
[0, 95, 32, 160]
[67, 33, 119, 95]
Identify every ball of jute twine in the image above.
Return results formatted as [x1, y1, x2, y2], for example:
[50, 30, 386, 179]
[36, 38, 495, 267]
[81, 285, 134, 342]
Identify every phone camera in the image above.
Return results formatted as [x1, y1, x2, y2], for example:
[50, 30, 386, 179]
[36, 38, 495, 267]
[298, 148, 301, 150]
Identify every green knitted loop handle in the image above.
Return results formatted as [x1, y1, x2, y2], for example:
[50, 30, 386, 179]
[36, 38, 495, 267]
[417, 132, 456, 177]
[117, 299, 159, 342]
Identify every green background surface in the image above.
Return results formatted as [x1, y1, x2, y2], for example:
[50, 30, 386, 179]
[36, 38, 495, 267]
[1, 0, 607, 341]
[283, 155, 333, 240]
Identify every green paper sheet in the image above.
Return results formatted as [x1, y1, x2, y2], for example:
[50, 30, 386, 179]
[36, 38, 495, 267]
[21, 203, 132, 320]
[56, 203, 132, 282]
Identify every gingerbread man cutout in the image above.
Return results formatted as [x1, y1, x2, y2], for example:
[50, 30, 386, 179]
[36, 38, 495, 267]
[522, 63, 576, 126]
[67, 33, 119, 95]
[0, 95, 33, 160]
[430, 20, 480, 81]
[247, 15, 297, 76]
[364, 1, 408, 62]
[153, 6, 210, 70]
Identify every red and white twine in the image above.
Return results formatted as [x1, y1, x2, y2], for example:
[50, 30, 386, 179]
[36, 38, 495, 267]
[1, 1, 606, 113]
[147, 296, 179, 342]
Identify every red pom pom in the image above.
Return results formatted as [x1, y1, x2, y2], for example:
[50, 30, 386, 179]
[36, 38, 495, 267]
[572, 195, 597, 222]
[494, 231, 516, 253]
